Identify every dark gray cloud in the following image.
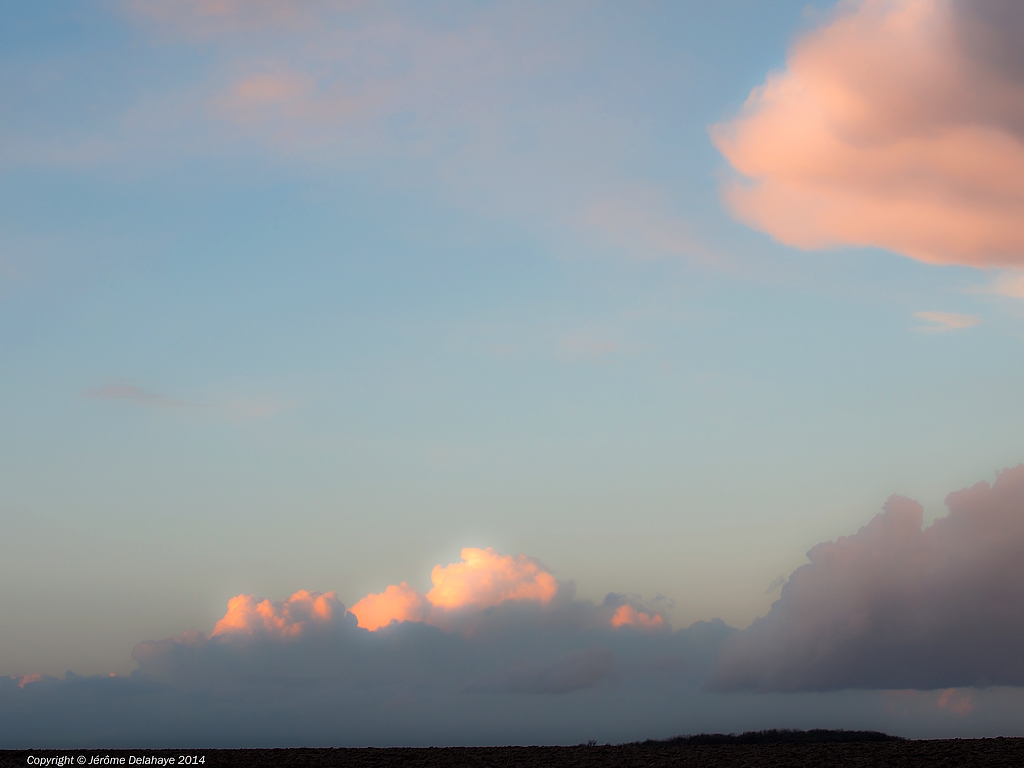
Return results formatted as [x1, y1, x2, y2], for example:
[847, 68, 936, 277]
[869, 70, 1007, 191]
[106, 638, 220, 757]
[713, 466, 1024, 692]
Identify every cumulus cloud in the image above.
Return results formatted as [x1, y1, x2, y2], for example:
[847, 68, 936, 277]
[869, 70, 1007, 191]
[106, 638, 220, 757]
[610, 605, 665, 630]
[426, 548, 558, 611]
[713, 465, 1024, 691]
[349, 582, 430, 632]
[712, 0, 1024, 268]
[211, 590, 344, 638]
[350, 548, 562, 632]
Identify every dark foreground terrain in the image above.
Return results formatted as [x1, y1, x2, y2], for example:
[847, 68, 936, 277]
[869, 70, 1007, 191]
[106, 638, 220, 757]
[5, 738, 1024, 768]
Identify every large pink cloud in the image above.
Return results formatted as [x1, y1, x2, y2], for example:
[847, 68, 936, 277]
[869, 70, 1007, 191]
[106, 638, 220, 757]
[714, 465, 1024, 691]
[712, 0, 1024, 268]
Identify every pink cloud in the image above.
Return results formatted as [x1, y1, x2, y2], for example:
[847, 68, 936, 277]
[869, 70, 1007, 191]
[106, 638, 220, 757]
[80, 383, 186, 408]
[937, 688, 976, 715]
[211, 590, 343, 639]
[425, 547, 558, 611]
[712, 0, 1024, 268]
[713, 465, 1024, 691]
[349, 582, 429, 632]
[988, 270, 1024, 298]
[15, 674, 42, 690]
[220, 72, 315, 112]
[610, 605, 665, 630]
[349, 547, 559, 632]
[912, 311, 980, 332]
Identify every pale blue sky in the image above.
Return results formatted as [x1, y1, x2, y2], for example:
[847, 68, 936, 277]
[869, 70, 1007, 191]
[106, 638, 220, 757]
[2, 0, 1023, 684]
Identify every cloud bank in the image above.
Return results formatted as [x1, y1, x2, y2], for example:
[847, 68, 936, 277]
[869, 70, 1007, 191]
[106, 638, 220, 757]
[1, 548, 725, 747]
[5, 468, 1024, 746]
[713, 0, 1024, 268]
[714, 465, 1024, 691]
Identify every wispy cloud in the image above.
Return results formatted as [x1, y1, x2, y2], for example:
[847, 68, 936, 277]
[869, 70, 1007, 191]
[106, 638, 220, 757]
[80, 383, 193, 408]
[579, 194, 723, 266]
[557, 333, 624, 363]
[912, 311, 981, 333]
[988, 270, 1024, 299]
[5, 2, 713, 267]
[937, 688, 976, 716]
[80, 382, 290, 421]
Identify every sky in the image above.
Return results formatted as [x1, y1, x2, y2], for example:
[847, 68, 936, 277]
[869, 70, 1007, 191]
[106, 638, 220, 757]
[2, 0, 1024, 747]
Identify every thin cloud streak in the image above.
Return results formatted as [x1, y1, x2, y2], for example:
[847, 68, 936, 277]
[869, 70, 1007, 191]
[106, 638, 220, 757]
[80, 381, 292, 421]
[80, 383, 192, 408]
[912, 311, 981, 332]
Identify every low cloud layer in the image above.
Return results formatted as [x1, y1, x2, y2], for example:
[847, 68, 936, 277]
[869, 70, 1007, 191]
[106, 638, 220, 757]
[1, 548, 722, 747]
[5, 468, 1024, 745]
[714, 465, 1024, 691]
[713, 0, 1024, 268]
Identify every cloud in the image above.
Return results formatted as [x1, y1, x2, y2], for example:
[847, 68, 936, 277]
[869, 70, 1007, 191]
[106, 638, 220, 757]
[937, 688, 976, 715]
[912, 311, 981, 332]
[349, 582, 430, 632]
[988, 270, 1024, 298]
[610, 605, 665, 630]
[80, 381, 290, 421]
[80, 383, 188, 408]
[712, 0, 1024, 268]
[0, 2, 715, 267]
[15, 674, 42, 690]
[0, 547, 729, 747]
[123, 0, 352, 38]
[426, 548, 558, 611]
[211, 590, 344, 638]
[557, 334, 624, 364]
[7, 507, 1024, 745]
[712, 465, 1024, 691]
[579, 196, 722, 265]
[346, 548, 607, 633]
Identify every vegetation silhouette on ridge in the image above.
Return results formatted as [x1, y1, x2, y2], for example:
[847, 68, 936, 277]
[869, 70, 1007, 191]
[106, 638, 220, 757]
[644, 729, 903, 745]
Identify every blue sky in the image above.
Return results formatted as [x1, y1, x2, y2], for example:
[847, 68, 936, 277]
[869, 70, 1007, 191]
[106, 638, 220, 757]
[3, 0, 1024, 743]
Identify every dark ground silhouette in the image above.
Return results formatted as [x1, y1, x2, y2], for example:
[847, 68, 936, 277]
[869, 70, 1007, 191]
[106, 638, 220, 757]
[5, 732, 1024, 768]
